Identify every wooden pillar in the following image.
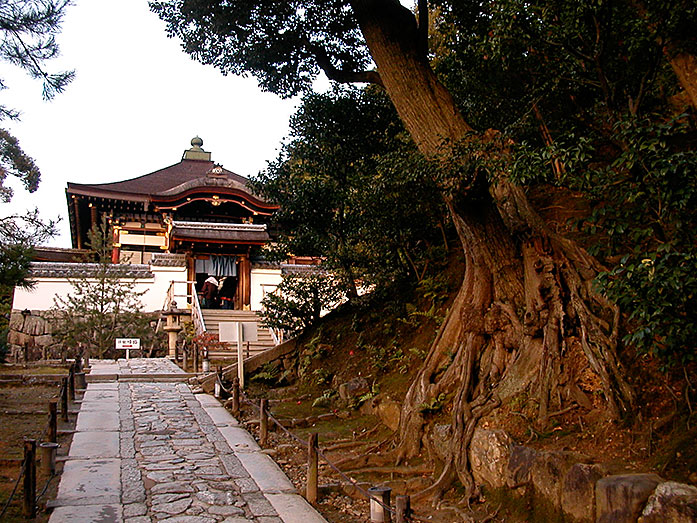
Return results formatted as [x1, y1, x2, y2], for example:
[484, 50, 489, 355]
[73, 198, 82, 249]
[90, 204, 98, 229]
[239, 254, 251, 309]
[111, 226, 120, 263]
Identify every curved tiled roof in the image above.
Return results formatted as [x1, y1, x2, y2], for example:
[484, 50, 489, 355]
[66, 160, 252, 200]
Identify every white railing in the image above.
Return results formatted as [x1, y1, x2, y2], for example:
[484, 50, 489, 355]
[156, 280, 202, 333]
[269, 327, 284, 346]
[191, 290, 206, 335]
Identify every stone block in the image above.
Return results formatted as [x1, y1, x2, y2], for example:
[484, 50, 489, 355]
[35, 334, 54, 346]
[53, 458, 121, 506]
[468, 428, 513, 489]
[596, 473, 662, 523]
[561, 463, 606, 522]
[530, 450, 583, 510]
[338, 376, 370, 402]
[639, 481, 697, 523]
[372, 394, 401, 432]
[506, 445, 538, 488]
[76, 410, 119, 431]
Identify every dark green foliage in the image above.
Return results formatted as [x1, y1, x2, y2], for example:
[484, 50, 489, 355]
[154, 0, 697, 367]
[254, 86, 448, 293]
[0, 0, 74, 110]
[52, 219, 155, 358]
[0, 209, 56, 290]
[260, 272, 343, 337]
[431, 1, 697, 367]
[0, 0, 72, 289]
[150, 0, 369, 98]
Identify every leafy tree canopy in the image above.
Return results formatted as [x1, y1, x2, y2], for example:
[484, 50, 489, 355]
[150, 0, 375, 97]
[428, 1, 697, 365]
[260, 272, 344, 337]
[52, 219, 156, 358]
[0, 0, 72, 288]
[253, 86, 448, 295]
[152, 0, 697, 367]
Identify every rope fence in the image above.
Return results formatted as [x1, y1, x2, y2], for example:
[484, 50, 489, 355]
[216, 372, 431, 522]
[0, 360, 81, 519]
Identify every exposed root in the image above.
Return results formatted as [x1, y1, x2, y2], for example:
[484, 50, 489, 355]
[341, 465, 432, 475]
[394, 181, 636, 502]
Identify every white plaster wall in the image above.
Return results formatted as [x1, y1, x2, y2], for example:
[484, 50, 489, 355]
[13, 264, 188, 312]
[250, 268, 283, 311]
[146, 265, 189, 311]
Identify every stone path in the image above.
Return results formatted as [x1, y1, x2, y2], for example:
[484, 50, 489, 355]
[49, 358, 326, 523]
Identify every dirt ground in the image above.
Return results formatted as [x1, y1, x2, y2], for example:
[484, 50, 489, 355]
[0, 365, 74, 522]
[235, 384, 524, 523]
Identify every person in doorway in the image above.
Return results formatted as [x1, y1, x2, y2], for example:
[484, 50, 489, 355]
[201, 276, 219, 308]
[219, 276, 237, 309]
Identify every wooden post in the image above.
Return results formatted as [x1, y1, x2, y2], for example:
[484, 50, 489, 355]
[48, 400, 57, 443]
[61, 377, 69, 422]
[39, 442, 59, 476]
[369, 486, 392, 522]
[395, 495, 411, 523]
[193, 346, 199, 373]
[231, 378, 240, 417]
[214, 367, 224, 399]
[68, 363, 75, 402]
[23, 439, 36, 518]
[259, 399, 268, 447]
[306, 432, 318, 504]
[182, 346, 189, 371]
[236, 322, 244, 389]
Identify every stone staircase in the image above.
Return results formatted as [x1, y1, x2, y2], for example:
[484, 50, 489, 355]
[200, 309, 276, 359]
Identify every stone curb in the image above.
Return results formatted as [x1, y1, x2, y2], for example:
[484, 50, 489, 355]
[195, 392, 327, 522]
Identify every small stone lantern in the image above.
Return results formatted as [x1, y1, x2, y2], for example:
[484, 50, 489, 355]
[162, 301, 184, 360]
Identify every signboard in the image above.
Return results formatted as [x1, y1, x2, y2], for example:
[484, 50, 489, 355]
[218, 322, 258, 343]
[115, 338, 140, 359]
[218, 322, 258, 390]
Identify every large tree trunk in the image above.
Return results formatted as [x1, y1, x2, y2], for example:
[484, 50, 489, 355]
[351, 0, 635, 500]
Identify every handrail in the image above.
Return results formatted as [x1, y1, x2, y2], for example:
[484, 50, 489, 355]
[191, 289, 206, 335]
[269, 327, 284, 346]
[156, 280, 199, 333]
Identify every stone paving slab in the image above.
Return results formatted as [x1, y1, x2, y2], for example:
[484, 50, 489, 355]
[75, 410, 120, 431]
[77, 398, 119, 412]
[49, 503, 122, 522]
[266, 493, 328, 523]
[235, 452, 297, 494]
[50, 360, 327, 522]
[85, 382, 119, 390]
[82, 389, 119, 402]
[69, 431, 120, 458]
[53, 458, 121, 506]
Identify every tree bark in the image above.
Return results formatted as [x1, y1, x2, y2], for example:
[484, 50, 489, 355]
[350, 0, 634, 501]
[666, 50, 697, 111]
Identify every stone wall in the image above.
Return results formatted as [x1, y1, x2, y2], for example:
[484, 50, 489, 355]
[6, 309, 63, 362]
[5, 309, 161, 362]
[462, 427, 697, 522]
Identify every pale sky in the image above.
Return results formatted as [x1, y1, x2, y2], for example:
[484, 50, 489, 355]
[2, 0, 300, 247]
